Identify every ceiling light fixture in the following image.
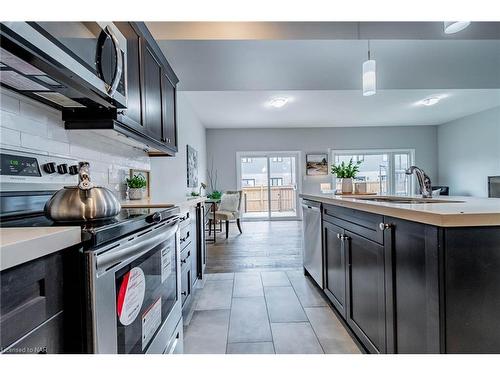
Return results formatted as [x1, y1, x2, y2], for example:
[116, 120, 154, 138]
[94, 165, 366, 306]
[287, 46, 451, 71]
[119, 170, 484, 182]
[419, 96, 442, 106]
[444, 21, 471, 34]
[269, 97, 289, 108]
[363, 40, 376, 97]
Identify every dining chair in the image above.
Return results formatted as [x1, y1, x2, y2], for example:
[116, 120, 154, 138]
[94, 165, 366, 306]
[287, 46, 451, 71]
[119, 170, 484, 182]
[208, 190, 243, 239]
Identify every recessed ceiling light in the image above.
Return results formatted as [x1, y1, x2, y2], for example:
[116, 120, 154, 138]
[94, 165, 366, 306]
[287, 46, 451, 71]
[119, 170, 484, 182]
[444, 21, 471, 34]
[269, 97, 289, 108]
[419, 96, 442, 106]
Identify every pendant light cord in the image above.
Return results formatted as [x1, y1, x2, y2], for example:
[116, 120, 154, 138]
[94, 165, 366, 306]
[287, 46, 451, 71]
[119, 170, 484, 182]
[368, 40, 371, 60]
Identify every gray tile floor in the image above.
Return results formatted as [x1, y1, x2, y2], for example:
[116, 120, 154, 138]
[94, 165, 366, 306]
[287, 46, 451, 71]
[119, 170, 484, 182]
[183, 270, 361, 354]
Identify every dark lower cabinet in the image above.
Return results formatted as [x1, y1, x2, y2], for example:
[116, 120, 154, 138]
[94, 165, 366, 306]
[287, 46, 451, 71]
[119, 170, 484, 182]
[388, 218, 440, 354]
[0, 251, 68, 354]
[4, 312, 64, 354]
[317, 201, 500, 354]
[444, 227, 500, 353]
[323, 221, 346, 318]
[345, 231, 386, 354]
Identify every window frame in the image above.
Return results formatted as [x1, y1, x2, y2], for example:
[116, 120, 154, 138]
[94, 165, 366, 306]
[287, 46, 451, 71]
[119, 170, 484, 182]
[270, 177, 283, 186]
[242, 178, 256, 187]
[330, 148, 415, 195]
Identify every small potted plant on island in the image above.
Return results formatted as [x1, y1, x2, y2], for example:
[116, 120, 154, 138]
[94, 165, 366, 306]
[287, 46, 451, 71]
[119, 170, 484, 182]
[331, 158, 363, 194]
[126, 174, 147, 200]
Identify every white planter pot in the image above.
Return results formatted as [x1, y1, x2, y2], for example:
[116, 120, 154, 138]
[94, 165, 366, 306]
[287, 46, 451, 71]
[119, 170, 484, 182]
[341, 178, 353, 194]
[128, 188, 144, 200]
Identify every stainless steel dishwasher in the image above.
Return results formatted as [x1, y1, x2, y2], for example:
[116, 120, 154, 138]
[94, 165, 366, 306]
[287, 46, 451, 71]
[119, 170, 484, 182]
[301, 199, 323, 288]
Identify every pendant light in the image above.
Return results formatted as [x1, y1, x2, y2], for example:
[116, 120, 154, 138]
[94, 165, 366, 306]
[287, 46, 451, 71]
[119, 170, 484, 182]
[444, 21, 471, 34]
[363, 40, 376, 96]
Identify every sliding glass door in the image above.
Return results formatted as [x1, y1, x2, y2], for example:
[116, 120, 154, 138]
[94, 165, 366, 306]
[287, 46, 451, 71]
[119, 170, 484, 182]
[240, 156, 270, 219]
[237, 152, 300, 220]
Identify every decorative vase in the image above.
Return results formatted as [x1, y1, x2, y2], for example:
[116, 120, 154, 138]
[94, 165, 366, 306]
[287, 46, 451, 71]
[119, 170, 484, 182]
[341, 178, 353, 194]
[128, 188, 144, 200]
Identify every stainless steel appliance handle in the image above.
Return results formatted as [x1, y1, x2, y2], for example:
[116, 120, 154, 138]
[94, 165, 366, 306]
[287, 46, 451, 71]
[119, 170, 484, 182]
[301, 203, 320, 212]
[107, 26, 123, 96]
[167, 337, 179, 354]
[96, 221, 178, 273]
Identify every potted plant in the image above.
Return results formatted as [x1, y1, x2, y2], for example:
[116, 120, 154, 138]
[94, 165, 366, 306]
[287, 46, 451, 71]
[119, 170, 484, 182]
[331, 158, 363, 194]
[207, 190, 222, 200]
[126, 174, 147, 200]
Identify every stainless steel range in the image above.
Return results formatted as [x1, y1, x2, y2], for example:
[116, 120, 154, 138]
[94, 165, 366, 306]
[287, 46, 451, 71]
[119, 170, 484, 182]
[0, 149, 183, 354]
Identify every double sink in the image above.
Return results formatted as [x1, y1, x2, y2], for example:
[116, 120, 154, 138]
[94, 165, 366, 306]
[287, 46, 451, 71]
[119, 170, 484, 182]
[353, 196, 464, 204]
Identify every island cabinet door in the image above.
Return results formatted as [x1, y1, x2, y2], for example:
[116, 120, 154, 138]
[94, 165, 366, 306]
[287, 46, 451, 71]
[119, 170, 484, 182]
[388, 218, 440, 354]
[345, 231, 386, 354]
[323, 221, 347, 318]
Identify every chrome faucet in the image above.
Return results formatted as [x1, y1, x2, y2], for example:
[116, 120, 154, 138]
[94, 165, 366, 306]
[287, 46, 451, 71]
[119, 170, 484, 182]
[405, 166, 432, 198]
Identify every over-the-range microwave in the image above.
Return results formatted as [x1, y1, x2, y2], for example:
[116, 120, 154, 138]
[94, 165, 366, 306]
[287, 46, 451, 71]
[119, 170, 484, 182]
[0, 22, 127, 110]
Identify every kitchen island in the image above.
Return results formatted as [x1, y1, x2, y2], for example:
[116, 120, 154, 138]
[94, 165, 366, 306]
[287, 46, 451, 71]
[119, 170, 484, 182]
[300, 193, 500, 354]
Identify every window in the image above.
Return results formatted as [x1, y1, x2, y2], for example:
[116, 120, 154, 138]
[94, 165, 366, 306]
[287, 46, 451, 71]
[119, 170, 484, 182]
[242, 178, 256, 187]
[270, 177, 283, 186]
[241, 157, 253, 163]
[331, 149, 414, 196]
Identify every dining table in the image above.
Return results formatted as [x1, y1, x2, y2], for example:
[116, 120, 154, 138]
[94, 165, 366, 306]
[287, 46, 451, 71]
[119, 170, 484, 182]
[205, 198, 221, 243]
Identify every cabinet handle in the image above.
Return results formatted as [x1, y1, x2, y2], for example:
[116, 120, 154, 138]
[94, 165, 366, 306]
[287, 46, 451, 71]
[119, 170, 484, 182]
[181, 291, 187, 296]
[379, 223, 392, 231]
[337, 233, 349, 241]
[181, 259, 187, 264]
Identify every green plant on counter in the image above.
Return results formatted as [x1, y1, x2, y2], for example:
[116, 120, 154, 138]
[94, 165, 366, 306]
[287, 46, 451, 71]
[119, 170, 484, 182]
[331, 158, 363, 178]
[191, 191, 200, 197]
[207, 190, 222, 200]
[126, 174, 147, 189]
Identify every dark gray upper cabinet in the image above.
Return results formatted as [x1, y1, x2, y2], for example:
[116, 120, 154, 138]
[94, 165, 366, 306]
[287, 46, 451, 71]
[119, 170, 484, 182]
[142, 40, 164, 142]
[64, 22, 178, 156]
[117, 22, 144, 129]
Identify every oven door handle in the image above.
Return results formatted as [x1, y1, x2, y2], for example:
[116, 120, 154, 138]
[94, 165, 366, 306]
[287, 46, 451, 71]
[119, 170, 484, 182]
[96, 222, 179, 273]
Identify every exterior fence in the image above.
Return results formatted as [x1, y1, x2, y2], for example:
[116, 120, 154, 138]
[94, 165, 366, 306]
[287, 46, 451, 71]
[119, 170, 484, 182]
[242, 185, 296, 213]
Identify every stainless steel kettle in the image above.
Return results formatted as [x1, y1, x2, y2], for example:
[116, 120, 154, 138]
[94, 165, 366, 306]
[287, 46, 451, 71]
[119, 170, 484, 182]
[44, 162, 121, 222]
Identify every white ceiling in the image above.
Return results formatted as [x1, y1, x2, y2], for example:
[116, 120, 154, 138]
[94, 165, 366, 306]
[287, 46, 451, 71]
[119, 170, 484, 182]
[184, 89, 500, 128]
[154, 31, 500, 128]
[148, 22, 500, 40]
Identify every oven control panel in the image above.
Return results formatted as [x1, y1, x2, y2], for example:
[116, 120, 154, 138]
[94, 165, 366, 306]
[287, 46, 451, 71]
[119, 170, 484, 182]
[0, 148, 78, 190]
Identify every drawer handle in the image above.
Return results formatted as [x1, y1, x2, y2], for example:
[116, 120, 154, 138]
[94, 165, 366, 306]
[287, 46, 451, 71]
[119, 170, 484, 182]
[379, 223, 392, 231]
[181, 259, 187, 264]
[181, 291, 187, 296]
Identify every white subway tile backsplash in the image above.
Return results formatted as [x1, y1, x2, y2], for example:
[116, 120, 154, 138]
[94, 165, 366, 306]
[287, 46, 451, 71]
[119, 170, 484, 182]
[0, 92, 20, 114]
[1, 110, 48, 137]
[21, 132, 71, 155]
[69, 143, 103, 161]
[1, 89, 150, 197]
[20, 100, 56, 124]
[0, 127, 21, 147]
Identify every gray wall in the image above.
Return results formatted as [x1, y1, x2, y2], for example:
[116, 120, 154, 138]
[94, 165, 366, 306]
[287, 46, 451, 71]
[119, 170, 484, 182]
[151, 92, 207, 202]
[437, 106, 500, 197]
[206, 125, 438, 195]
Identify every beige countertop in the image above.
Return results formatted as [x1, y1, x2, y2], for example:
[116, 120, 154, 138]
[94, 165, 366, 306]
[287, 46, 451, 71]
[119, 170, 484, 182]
[300, 194, 500, 227]
[120, 197, 207, 211]
[0, 227, 82, 271]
